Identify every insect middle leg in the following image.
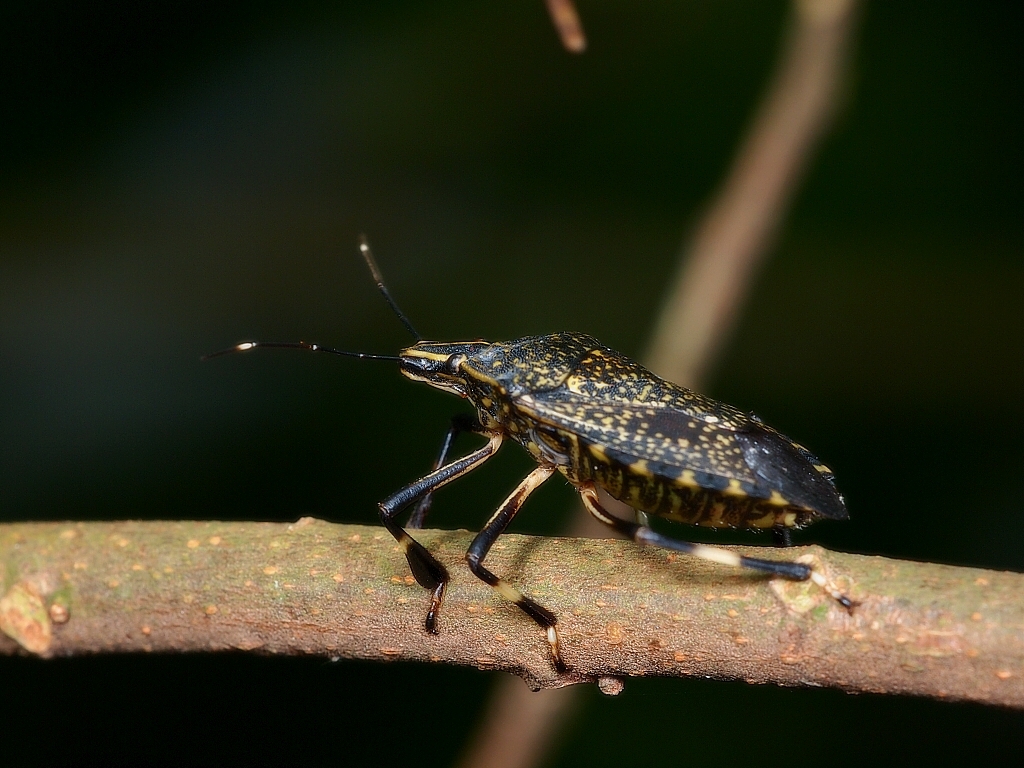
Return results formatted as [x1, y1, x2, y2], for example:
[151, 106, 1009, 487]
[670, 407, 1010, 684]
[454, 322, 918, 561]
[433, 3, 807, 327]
[379, 432, 503, 632]
[464, 464, 567, 670]
[578, 483, 853, 608]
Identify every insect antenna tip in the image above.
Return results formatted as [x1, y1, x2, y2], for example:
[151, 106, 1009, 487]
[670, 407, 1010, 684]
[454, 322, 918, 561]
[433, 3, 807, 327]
[200, 342, 256, 361]
[356, 235, 422, 341]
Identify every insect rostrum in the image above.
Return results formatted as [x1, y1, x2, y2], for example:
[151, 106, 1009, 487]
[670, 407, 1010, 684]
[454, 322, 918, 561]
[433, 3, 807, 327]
[209, 241, 852, 672]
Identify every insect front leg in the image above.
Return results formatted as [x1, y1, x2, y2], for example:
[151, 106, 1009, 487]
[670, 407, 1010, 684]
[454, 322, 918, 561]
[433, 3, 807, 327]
[407, 413, 484, 529]
[379, 432, 503, 632]
[464, 464, 567, 671]
[578, 483, 853, 609]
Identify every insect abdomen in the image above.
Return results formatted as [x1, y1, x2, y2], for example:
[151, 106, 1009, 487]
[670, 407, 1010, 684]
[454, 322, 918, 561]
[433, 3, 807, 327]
[575, 436, 817, 529]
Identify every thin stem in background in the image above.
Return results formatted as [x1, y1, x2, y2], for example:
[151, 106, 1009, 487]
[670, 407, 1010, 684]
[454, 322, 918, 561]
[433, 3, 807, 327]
[458, 1, 860, 767]
[545, 0, 587, 54]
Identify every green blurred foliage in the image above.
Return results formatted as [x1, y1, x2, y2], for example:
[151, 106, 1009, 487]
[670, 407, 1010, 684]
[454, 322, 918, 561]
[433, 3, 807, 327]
[1, 0, 1022, 765]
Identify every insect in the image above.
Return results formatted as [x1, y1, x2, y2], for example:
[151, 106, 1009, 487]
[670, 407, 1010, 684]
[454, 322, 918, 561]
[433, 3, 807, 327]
[207, 238, 853, 670]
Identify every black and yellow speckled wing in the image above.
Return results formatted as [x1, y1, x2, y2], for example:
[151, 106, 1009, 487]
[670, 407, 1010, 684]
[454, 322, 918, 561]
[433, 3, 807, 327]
[515, 390, 757, 482]
[514, 390, 846, 519]
[554, 343, 751, 428]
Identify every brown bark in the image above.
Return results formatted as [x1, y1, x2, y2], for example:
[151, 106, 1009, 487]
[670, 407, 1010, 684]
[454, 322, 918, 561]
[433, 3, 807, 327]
[3, 519, 1022, 707]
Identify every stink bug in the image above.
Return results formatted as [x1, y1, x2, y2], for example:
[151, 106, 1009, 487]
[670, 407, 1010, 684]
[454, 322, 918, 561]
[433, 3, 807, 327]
[207, 238, 852, 670]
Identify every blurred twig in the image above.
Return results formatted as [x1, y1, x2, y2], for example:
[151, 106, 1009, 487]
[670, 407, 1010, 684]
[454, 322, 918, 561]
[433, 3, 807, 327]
[4, 520, 1023, 709]
[459, 1, 860, 767]
[545, 0, 587, 53]
[645, 0, 859, 386]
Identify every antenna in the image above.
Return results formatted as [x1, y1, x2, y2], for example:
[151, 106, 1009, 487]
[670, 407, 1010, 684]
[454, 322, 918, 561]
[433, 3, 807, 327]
[203, 236, 420, 363]
[201, 341, 399, 362]
[359, 234, 421, 340]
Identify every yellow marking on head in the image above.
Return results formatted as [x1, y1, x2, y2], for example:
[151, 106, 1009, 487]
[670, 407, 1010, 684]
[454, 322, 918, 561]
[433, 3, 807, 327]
[724, 479, 747, 497]
[481, 397, 492, 408]
[769, 491, 790, 506]
[629, 459, 652, 477]
[783, 512, 797, 527]
[405, 349, 450, 363]
[491, 359, 503, 368]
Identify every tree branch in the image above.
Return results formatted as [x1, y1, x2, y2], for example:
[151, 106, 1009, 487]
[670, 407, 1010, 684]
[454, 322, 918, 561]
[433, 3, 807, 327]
[3, 519, 1022, 707]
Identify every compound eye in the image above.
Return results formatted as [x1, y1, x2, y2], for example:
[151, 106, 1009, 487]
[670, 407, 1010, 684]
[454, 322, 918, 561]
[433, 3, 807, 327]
[445, 354, 466, 374]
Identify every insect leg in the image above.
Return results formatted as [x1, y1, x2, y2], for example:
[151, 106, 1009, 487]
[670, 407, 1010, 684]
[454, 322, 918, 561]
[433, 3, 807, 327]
[579, 484, 853, 609]
[464, 464, 566, 670]
[379, 432, 503, 632]
[407, 413, 484, 529]
[771, 526, 793, 548]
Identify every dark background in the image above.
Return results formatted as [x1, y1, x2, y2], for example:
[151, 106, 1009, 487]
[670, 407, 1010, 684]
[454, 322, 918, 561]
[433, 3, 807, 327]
[2, 1, 1023, 765]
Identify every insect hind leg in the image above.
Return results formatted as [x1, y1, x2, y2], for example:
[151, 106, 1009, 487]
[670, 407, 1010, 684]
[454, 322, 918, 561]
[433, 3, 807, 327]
[578, 484, 853, 609]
